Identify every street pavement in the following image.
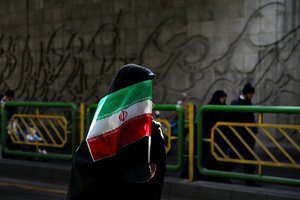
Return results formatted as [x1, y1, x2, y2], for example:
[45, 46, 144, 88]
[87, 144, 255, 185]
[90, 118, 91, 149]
[0, 157, 300, 200]
[0, 177, 67, 200]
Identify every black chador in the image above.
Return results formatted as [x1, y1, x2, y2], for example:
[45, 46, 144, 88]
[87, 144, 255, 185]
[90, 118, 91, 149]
[67, 64, 166, 200]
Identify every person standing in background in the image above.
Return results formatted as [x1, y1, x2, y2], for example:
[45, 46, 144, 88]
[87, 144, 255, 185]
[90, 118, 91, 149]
[177, 92, 190, 134]
[201, 90, 233, 182]
[1, 90, 17, 121]
[1, 89, 19, 157]
[230, 83, 259, 186]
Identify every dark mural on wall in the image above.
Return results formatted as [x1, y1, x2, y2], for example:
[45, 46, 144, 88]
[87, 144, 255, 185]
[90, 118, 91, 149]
[0, 2, 299, 108]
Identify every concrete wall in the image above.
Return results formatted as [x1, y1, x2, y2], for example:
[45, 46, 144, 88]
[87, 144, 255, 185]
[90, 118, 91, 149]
[0, 0, 299, 106]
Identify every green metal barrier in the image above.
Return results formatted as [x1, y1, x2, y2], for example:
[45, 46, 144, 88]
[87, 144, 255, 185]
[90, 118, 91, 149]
[197, 105, 300, 186]
[1, 102, 78, 160]
[154, 104, 184, 172]
[86, 103, 184, 172]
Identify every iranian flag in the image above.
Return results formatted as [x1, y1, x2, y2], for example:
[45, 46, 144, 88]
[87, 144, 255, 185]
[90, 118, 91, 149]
[86, 80, 153, 162]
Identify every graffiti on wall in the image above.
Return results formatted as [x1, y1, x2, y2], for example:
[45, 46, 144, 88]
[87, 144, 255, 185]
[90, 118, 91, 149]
[0, 2, 299, 107]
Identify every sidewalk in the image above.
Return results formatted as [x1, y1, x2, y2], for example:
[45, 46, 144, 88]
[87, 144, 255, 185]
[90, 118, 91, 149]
[0, 158, 299, 200]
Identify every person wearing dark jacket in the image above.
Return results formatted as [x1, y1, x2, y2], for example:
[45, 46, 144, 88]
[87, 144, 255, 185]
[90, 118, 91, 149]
[1, 89, 17, 121]
[67, 64, 166, 200]
[1, 89, 19, 157]
[201, 90, 232, 182]
[230, 83, 258, 186]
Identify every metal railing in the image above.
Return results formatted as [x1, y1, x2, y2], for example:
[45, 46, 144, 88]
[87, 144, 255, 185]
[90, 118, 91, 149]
[211, 121, 300, 169]
[197, 105, 300, 186]
[8, 113, 68, 148]
[2, 101, 300, 187]
[1, 102, 78, 160]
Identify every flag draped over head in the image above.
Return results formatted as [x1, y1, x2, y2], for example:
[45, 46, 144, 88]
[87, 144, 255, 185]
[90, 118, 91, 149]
[86, 80, 153, 162]
[66, 64, 167, 200]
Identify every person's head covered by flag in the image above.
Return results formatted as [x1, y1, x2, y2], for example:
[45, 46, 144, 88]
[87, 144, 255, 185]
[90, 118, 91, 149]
[85, 64, 155, 162]
[67, 64, 166, 200]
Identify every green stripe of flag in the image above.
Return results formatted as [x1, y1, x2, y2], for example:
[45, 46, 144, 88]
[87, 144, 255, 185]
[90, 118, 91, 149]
[96, 80, 152, 120]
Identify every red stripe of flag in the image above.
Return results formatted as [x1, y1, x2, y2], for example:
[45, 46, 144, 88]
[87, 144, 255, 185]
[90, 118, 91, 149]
[87, 114, 152, 161]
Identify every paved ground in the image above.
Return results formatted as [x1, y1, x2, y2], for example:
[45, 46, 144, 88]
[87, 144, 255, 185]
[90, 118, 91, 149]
[0, 156, 300, 200]
[0, 177, 67, 200]
[1, 172, 300, 200]
[0, 176, 172, 200]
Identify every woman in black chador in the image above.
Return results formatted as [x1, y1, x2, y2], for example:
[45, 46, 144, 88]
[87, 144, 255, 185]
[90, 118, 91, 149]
[67, 64, 166, 200]
[201, 90, 233, 182]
